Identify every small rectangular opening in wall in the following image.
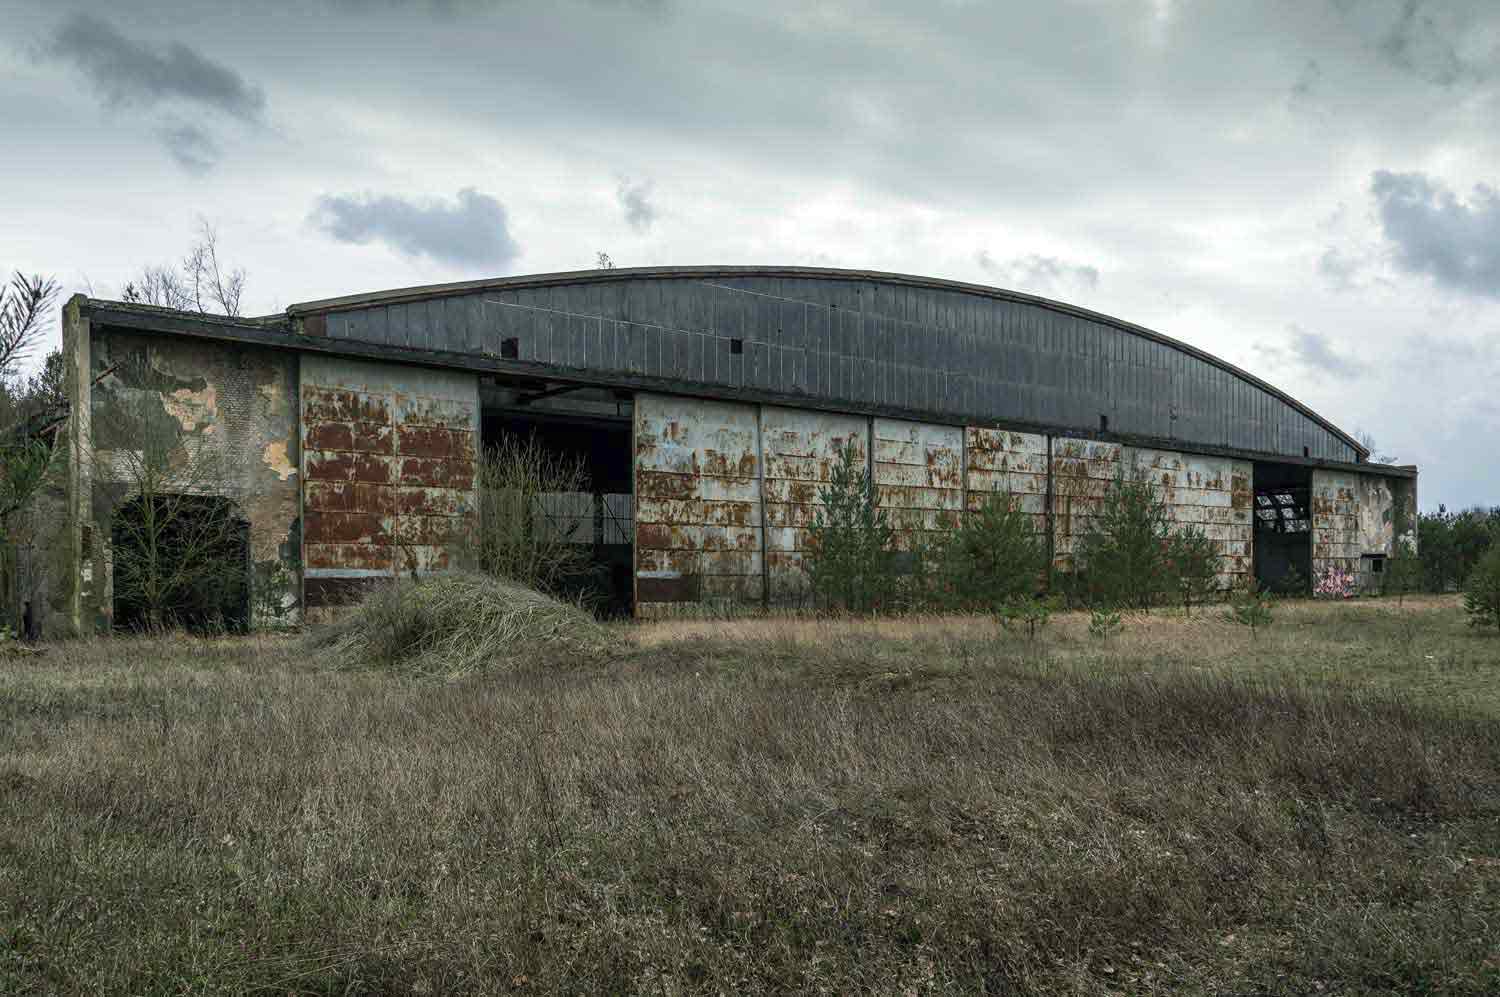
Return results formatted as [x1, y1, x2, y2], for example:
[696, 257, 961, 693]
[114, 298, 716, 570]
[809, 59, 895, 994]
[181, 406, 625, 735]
[1303, 446, 1310, 458]
[1364, 554, 1386, 574]
[500, 337, 519, 359]
[1099, 414, 1109, 433]
[729, 338, 744, 355]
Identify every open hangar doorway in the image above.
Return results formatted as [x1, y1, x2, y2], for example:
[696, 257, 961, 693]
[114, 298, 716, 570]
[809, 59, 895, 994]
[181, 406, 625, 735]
[1252, 461, 1312, 594]
[479, 378, 635, 617]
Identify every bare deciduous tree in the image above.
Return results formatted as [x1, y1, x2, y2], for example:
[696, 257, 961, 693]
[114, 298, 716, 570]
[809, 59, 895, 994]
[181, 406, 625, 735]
[122, 219, 246, 317]
[121, 264, 194, 311]
[460, 433, 594, 595]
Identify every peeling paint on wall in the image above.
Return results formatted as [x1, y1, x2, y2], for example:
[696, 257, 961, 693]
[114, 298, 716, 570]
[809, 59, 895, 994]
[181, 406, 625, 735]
[79, 331, 301, 631]
[964, 427, 1048, 533]
[1127, 447, 1253, 588]
[1050, 437, 1122, 571]
[299, 356, 479, 614]
[874, 418, 963, 554]
[761, 406, 868, 606]
[635, 393, 763, 617]
[1312, 469, 1360, 579]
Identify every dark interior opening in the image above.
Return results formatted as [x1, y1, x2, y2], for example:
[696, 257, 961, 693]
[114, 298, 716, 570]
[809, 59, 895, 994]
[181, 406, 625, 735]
[480, 398, 635, 618]
[1252, 461, 1312, 595]
[111, 494, 250, 632]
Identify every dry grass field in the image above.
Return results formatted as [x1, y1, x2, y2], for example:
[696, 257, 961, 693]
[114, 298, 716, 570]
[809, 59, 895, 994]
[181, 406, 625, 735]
[3, 596, 1499, 994]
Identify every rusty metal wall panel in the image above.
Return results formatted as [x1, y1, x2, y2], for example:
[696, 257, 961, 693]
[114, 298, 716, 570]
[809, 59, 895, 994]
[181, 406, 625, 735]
[1311, 469, 1360, 578]
[300, 356, 478, 608]
[319, 271, 1364, 465]
[1128, 447, 1253, 589]
[634, 393, 762, 617]
[873, 418, 964, 553]
[761, 405, 868, 606]
[964, 427, 1048, 533]
[1050, 436, 1122, 569]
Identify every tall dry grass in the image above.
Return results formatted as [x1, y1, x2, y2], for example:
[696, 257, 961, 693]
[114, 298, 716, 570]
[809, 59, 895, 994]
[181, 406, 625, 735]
[3, 600, 1499, 994]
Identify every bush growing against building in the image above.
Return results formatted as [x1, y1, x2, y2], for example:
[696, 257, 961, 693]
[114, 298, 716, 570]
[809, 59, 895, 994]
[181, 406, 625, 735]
[931, 490, 1046, 612]
[806, 440, 896, 614]
[1463, 547, 1500, 633]
[462, 433, 594, 596]
[1166, 525, 1220, 616]
[1076, 468, 1172, 610]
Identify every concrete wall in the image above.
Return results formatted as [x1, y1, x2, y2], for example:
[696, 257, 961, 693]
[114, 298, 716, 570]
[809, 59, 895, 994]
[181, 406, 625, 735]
[68, 326, 301, 632]
[1313, 468, 1416, 590]
[761, 405, 866, 607]
[632, 393, 1262, 612]
[299, 356, 478, 616]
[1128, 447, 1253, 589]
[634, 394, 763, 616]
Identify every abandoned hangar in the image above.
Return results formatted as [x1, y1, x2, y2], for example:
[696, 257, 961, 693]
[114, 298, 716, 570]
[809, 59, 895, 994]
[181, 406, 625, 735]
[57, 265, 1417, 631]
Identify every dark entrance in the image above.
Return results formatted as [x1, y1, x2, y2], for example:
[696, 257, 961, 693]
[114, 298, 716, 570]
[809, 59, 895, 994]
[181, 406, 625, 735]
[480, 382, 635, 617]
[110, 494, 251, 632]
[1252, 462, 1312, 595]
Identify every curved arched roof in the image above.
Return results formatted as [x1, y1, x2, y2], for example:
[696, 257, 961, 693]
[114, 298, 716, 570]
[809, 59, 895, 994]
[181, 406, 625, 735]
[286, 263, 1368, 458]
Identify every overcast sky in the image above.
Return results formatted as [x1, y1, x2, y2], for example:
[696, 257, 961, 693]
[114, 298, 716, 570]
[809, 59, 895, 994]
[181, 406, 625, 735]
[4, 0, 1498, 509]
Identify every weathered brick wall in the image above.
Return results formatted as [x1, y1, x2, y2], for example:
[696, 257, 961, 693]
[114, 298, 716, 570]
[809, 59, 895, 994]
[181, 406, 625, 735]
[299, 356, 478, 616]
[634, 393, 762, 617]
[80, 329, 300, 630]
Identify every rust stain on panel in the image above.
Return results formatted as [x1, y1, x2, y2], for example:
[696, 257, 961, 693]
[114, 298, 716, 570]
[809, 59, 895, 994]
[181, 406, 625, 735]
[875, 417, 963, 569]
[304, 450, 395, 484]
[635, 394, 762, 614]
[305, 543, 394, 572]
[398, 456, 475, 489]
[761, 406, 868, 605]
[302, 375, 478, 581]
[396, 425, 475, 460]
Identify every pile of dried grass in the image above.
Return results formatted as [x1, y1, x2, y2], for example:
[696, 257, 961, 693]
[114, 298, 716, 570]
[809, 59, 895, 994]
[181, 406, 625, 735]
[309, 571, 615, 675]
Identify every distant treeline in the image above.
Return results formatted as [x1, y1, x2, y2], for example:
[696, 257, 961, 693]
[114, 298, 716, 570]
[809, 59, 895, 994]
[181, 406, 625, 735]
[1419, 506, 1499, 593]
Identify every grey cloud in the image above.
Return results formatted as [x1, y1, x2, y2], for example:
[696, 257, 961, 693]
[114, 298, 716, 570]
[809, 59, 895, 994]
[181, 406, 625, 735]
[976, 251, 1099, 293]
[309, 188, 521, 268]
[617, 179, 657, 233]
[1287, 326, 1366, 379]
[1372, 0, 1484, 86]
[1317, 247, 1363, 290]
[156, 121, 218, 174]
[1256, 326, 1367, 381]
[45, 13, 266, 123]
[1371, 170, 1500, 298]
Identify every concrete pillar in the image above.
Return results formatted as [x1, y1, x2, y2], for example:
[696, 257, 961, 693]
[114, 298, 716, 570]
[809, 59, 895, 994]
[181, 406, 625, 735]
[60, 296, 91, 636]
